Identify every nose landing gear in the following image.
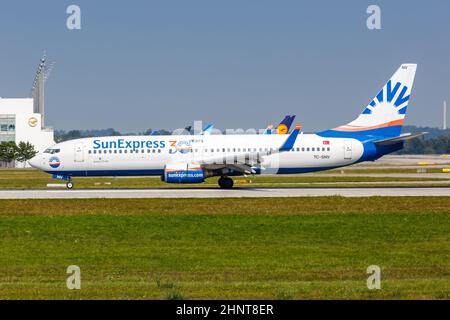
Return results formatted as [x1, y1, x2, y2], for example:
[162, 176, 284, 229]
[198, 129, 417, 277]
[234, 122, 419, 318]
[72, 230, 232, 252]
[66, 181, 74, 189]
[218, 176, 234, 189]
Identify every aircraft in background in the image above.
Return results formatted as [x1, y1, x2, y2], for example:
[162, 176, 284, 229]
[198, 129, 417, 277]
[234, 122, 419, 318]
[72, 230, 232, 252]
[201, 123, 214, 135]
[263, 115, 296, 134]
[30, 64, 424, 189]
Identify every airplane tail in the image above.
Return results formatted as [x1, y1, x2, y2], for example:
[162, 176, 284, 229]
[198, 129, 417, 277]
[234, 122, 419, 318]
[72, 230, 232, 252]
[263, 124, 274, 135]
[276, 115, 296, 134]
[321, 64, 417, 138]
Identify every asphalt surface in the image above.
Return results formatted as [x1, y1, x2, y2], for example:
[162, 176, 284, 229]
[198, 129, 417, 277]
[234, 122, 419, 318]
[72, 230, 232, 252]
[1, 187, 449, 199]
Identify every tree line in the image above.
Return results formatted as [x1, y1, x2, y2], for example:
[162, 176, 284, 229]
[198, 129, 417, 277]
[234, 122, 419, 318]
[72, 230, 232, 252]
[397, 135, 450, 155]
[0, 141, 37, 167]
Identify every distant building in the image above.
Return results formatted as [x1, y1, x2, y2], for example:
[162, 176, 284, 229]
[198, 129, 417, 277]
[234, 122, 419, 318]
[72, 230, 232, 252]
[0, 98, 55, 152]
[0, 55, 55, 167]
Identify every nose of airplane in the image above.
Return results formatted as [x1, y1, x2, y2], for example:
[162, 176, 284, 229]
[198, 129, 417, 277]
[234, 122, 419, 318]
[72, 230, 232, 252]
[28, 155, 42, 169]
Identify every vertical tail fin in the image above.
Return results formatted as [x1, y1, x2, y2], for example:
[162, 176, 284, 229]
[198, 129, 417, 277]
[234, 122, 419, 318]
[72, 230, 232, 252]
[276, 115, 296, 134]
[327, 64, 417, 137]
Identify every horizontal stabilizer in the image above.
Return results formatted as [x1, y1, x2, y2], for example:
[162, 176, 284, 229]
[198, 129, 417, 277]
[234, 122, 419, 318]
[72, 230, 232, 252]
[373, 132, 426, 146]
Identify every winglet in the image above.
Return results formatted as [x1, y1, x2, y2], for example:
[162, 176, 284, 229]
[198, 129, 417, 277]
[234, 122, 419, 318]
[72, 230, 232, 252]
[279, 124, 301, 151]
[201, 123, 214, 135]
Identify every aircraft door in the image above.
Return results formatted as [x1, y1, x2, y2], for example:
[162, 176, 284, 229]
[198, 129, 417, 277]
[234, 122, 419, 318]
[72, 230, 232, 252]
[74, 143, 85, 162]
[344, 140, 352, 160]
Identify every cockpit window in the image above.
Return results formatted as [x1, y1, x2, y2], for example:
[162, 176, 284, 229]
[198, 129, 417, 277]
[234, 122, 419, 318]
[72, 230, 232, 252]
[44, 148, 60, 154]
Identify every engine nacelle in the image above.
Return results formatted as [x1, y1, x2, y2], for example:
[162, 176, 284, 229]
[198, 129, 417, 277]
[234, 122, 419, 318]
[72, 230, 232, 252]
[162, 163, 205, 184]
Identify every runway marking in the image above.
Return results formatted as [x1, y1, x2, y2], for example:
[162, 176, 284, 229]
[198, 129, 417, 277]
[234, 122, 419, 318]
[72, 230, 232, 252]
[1, 187, 450, 199]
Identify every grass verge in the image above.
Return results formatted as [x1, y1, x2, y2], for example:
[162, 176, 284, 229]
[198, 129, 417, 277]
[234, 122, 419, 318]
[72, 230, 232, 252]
[0, 197, 448, 299]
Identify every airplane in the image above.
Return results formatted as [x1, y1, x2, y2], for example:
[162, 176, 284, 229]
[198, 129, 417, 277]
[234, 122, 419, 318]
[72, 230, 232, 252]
[263, 115, 296, 134]
[201, 123, 214, 135]
[275, 115, 296, 134]
[29, 64, 424, 189]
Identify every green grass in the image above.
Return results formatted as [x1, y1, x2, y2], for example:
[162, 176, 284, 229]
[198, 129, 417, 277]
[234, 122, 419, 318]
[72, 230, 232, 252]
[325, 168, 450, 174]
[0, 197, 448, 299]
[0, 169, 450, 189]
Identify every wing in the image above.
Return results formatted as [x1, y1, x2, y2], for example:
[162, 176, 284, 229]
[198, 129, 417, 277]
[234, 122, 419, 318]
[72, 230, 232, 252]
[198, 124, 302, 174]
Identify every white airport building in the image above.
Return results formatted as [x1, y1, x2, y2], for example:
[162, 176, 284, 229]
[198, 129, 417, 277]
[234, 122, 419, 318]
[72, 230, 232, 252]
[0, 55, 55, 167]
[0, 98, 55, 152]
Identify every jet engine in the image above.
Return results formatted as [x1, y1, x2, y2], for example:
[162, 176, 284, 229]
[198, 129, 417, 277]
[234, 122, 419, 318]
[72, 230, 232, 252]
[162, 163, 205, 184]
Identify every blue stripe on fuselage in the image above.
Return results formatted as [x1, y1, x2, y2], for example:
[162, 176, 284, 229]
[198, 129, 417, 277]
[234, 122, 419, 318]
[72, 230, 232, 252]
[317, 127, 405, 163]
[45, 169, 164, 177]
[47, 167, 342, 177]
[276, 166, 341, 174]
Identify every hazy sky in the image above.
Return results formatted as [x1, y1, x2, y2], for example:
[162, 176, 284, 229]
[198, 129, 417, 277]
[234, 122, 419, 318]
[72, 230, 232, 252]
[0, 0, 449, 132]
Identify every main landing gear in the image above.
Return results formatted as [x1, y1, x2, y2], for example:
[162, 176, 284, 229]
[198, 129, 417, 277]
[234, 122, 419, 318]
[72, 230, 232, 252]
[218, 176, 234, 189]
[66, 181, 74, 189]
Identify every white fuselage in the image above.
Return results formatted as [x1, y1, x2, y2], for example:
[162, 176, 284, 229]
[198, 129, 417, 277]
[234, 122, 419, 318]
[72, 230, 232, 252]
[30, 133, 364, 176]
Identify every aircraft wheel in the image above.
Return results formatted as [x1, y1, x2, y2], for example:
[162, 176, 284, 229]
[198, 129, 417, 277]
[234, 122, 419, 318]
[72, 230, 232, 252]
[218, 177, 234, 189]
[66, 182, 74, 189]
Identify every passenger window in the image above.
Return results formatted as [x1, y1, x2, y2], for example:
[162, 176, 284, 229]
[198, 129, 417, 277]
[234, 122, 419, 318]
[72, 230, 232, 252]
[114, 150, 117, 154]
[327, 147, 330, 151]
[158, 149, 161, 153]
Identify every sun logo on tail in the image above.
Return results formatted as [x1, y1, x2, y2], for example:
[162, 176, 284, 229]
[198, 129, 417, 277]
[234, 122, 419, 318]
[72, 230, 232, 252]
[362, 80, 410, 116]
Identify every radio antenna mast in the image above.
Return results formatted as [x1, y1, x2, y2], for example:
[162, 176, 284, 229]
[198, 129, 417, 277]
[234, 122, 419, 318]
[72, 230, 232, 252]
[31, 52, 55, 128]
